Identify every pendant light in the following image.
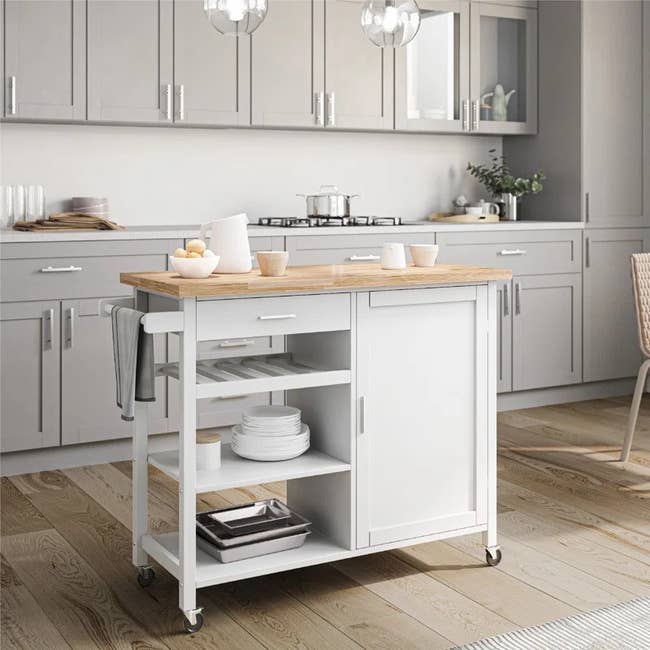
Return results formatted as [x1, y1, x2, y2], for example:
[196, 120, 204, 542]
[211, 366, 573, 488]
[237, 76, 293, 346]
[361, 0, 421, 48]
[204, 0, 268, 36]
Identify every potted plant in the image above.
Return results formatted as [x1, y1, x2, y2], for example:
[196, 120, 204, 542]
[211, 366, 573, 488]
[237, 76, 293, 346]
[467, 149, 545, 220]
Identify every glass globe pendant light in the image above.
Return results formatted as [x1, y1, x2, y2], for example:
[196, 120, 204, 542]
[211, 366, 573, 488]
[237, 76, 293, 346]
[361, 0, 421, 48]
[204, 0, 268, 36]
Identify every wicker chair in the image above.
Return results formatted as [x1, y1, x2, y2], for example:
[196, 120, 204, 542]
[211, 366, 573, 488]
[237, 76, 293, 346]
[621, 253, 650, 461]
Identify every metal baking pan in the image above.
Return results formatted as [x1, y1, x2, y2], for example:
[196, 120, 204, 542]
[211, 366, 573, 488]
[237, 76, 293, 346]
[197, 530, 311, 563]
[203, 499, 292, 536]
[197, 508, 311, 548]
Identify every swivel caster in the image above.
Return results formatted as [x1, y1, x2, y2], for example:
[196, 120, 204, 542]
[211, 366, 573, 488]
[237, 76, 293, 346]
[485, 548, 502, 567]
[136, 566, 155, 588]
[183, 612, 204, 634]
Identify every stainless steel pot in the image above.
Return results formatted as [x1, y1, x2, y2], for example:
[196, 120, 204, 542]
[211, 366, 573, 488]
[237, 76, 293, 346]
[297, 185, 359, 217]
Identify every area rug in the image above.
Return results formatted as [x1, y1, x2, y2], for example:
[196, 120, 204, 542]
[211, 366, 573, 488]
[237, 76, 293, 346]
[453, 597, 650, 649]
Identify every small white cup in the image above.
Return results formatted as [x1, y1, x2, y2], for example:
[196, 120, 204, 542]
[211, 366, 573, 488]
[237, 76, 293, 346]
[465, 206, 484, 216]
[410, 244, 439, 267]
[381, 242, 406, 270]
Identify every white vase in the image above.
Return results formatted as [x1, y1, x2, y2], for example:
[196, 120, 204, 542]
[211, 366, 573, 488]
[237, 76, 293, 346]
[200, 213, 252, 274]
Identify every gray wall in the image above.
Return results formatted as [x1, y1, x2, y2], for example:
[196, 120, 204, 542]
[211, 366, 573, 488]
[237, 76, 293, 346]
[0, 123, 501, 225]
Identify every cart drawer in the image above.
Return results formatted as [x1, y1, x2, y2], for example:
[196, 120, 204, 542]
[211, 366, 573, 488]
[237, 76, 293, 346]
[436, 230, 582, 275]
[197, 293, 350, 341]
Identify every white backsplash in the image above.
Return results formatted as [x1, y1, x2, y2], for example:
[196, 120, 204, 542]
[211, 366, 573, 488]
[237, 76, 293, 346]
[0, 122, 501, 226]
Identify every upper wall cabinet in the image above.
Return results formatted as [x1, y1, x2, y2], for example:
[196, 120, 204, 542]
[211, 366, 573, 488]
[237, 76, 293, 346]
[251, 0, 392, 130]
[470, 1, 537, 134]
[174, 0, 250, 126]
[87, 0, 173, 123]
[3, 0, 86, 120]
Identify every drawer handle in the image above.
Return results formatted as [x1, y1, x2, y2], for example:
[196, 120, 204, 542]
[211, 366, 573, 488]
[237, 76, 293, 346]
[348, 255, 380, 261]
[41, 265, 83, 273]
[498, 249, 527, 257]
[258, 314, 297, 321]
[217, 339, 256, 348]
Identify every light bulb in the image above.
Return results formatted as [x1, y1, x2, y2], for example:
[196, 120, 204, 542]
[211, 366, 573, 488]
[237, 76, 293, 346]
[222, 0, 246, 22]
[361, 0, 421, 48]
[204, 0, 267, 36]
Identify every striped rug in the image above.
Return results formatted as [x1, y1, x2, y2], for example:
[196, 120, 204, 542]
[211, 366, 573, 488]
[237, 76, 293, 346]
[454, 597, 650, 649]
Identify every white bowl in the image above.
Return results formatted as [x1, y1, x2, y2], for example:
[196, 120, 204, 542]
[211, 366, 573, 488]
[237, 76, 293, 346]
[170, 255, 220, 279]
[410, 244, 439, 267]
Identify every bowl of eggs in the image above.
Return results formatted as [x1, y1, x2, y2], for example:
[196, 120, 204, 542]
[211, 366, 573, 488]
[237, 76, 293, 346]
[170, 240, 220, 278]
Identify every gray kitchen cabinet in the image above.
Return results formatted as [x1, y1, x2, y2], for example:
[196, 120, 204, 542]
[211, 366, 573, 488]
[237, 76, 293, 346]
[496, 280, 512, 393]
[87, 0, 173, 123]
[251, 0, 324, 128]
[582, 0, 644, 226]
[512, 273, 581, 391]
[395, 0, 470, 133]
[470, 1, 538, 134]
[174, 0, 250, 126]
[325, 0, 393, 130]
[583, 229, 649, 382]
[0, 301, 60, 452]
[3, 0, 86, 120]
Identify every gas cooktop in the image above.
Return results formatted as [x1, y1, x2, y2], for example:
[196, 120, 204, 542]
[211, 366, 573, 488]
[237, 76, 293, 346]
[257, 216, 403, 228]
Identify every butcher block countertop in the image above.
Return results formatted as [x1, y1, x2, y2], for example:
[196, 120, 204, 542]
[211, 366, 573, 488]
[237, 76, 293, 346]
[121, 263, 512, 299]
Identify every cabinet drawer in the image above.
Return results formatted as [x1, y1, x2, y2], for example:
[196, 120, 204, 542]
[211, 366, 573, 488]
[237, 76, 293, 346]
[286, 233, 436, 266]
[197, 293, 350, 341]
[436, 230, 582, 275]
[197, 335, 277, 359]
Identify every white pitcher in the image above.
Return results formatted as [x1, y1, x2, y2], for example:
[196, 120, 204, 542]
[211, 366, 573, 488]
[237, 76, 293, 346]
[200, 213, 252, 274]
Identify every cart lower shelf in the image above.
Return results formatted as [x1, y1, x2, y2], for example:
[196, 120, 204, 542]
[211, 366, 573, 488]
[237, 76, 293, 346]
[142, 530, 350, 588]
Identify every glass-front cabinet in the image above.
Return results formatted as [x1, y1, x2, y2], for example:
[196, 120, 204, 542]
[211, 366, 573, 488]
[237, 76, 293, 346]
[395, 0, 537, 134]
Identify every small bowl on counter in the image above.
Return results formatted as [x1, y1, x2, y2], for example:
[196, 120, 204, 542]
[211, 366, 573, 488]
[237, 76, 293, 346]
[170, 254, 220, 279]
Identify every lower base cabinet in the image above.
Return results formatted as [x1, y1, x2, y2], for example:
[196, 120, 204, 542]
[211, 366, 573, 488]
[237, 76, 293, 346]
[356, 286, 488, 547]
[583, 229, 648, 382]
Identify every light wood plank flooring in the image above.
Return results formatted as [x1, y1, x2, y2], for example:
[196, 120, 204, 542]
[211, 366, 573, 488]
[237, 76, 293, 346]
[2, 396, 650, 649]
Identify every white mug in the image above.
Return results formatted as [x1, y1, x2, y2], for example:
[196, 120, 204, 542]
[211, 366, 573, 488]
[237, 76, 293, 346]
[381, 242, 406, 269]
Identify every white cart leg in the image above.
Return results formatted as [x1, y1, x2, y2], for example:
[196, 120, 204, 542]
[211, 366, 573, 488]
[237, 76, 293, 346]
[484, 282, 501, 567]
[133, 400, 150, 569]
[178, 298, 203, 632]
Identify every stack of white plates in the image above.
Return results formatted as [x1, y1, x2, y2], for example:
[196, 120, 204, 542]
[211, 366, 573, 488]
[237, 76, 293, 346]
[71, 196, 110, 218]
[232, 405, 310, 461]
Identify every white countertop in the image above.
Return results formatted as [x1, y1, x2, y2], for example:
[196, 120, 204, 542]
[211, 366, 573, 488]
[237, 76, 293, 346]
[0, 220, 584, 244]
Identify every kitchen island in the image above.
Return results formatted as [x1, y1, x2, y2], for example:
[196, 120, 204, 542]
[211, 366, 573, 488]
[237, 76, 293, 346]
[119, 262, 511, 633]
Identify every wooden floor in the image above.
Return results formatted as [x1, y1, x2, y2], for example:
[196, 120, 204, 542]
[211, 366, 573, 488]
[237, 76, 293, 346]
[2, 396, 650, 649]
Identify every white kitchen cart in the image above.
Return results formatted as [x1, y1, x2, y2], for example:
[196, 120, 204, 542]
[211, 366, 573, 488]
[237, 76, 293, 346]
[117, 264, 507, 633]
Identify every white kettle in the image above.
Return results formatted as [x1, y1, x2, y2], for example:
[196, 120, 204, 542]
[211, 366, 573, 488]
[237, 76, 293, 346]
[200, 213, 252, 274]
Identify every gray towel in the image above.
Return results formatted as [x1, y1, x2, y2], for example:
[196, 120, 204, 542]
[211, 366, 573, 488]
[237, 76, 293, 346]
[111, 306, 155, 421]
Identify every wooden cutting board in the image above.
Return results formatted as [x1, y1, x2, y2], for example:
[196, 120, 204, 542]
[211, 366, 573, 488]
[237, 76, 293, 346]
[428, 212, 500, 224]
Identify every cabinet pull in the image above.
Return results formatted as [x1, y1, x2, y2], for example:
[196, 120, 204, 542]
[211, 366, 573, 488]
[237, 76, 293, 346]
[217, 339, 255, 348]
[503, 283, 509, 317]
[498, 249, 527, 256]
[348, 254, 380, 261]
[66, 307, 75, 348]
[8, 76, 16, 115]
[359, 396, 365, 434]
[472, 99, 480, 131]
[258, 314, 297, 321]
[585, 236, 590, 268]
[163, 84, 172, 121]
[315, 92, 324, 126]
[327, 92, 336, 126]
[514, 282, 521, 315]
[43, 308, 53, 350]
[585, 192, 590, 223]
[40, 265, 83, 273]
[176, 84, 185, 121]
[462, 99, 470, 131]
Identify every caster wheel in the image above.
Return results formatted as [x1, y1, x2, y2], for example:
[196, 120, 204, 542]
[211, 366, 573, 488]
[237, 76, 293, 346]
[184, 613, 204, 634]
[486, 549, 502, 567]
[137, 567, 155, 588]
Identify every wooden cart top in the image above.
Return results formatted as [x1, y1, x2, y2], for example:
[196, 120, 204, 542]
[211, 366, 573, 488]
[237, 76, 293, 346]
[120, 263, 512, 299]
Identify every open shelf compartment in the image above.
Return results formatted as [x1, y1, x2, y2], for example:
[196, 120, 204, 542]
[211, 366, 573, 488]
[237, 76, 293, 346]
[148, 444, 351, 493]
[156, 352, 351, 399]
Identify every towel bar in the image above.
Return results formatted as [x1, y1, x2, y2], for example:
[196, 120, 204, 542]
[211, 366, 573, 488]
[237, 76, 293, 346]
[102, 301, 184, 334]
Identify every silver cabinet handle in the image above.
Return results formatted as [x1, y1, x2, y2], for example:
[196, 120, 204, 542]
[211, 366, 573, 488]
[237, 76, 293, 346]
[42, 308, 53, 350]
[66, 307, 75, 348]
[315, 92, 324, 126]
[472, 99, 480, 131]
[162, 83, 172, 121]
[585, 192, 590, 223]
[359, 396, 365, 434]
[348, 254, 380, 261]
[503, 283, 509, 317]
[327, 92, 335, 126]
[217, 339, 255, 348]
[498, 249, 527, 256]
[41, 265, 83, 273]
[585, 236, 590, 268]
[8, 76, 16, 115]
[462, 99, 470, 131]
[258, 314, 297, 321]
[515, 282, 521, 315]
[176, 84, 185, 121]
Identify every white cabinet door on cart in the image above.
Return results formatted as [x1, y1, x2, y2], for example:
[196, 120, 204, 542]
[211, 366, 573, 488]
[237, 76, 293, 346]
[356, 286, 488, 548]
